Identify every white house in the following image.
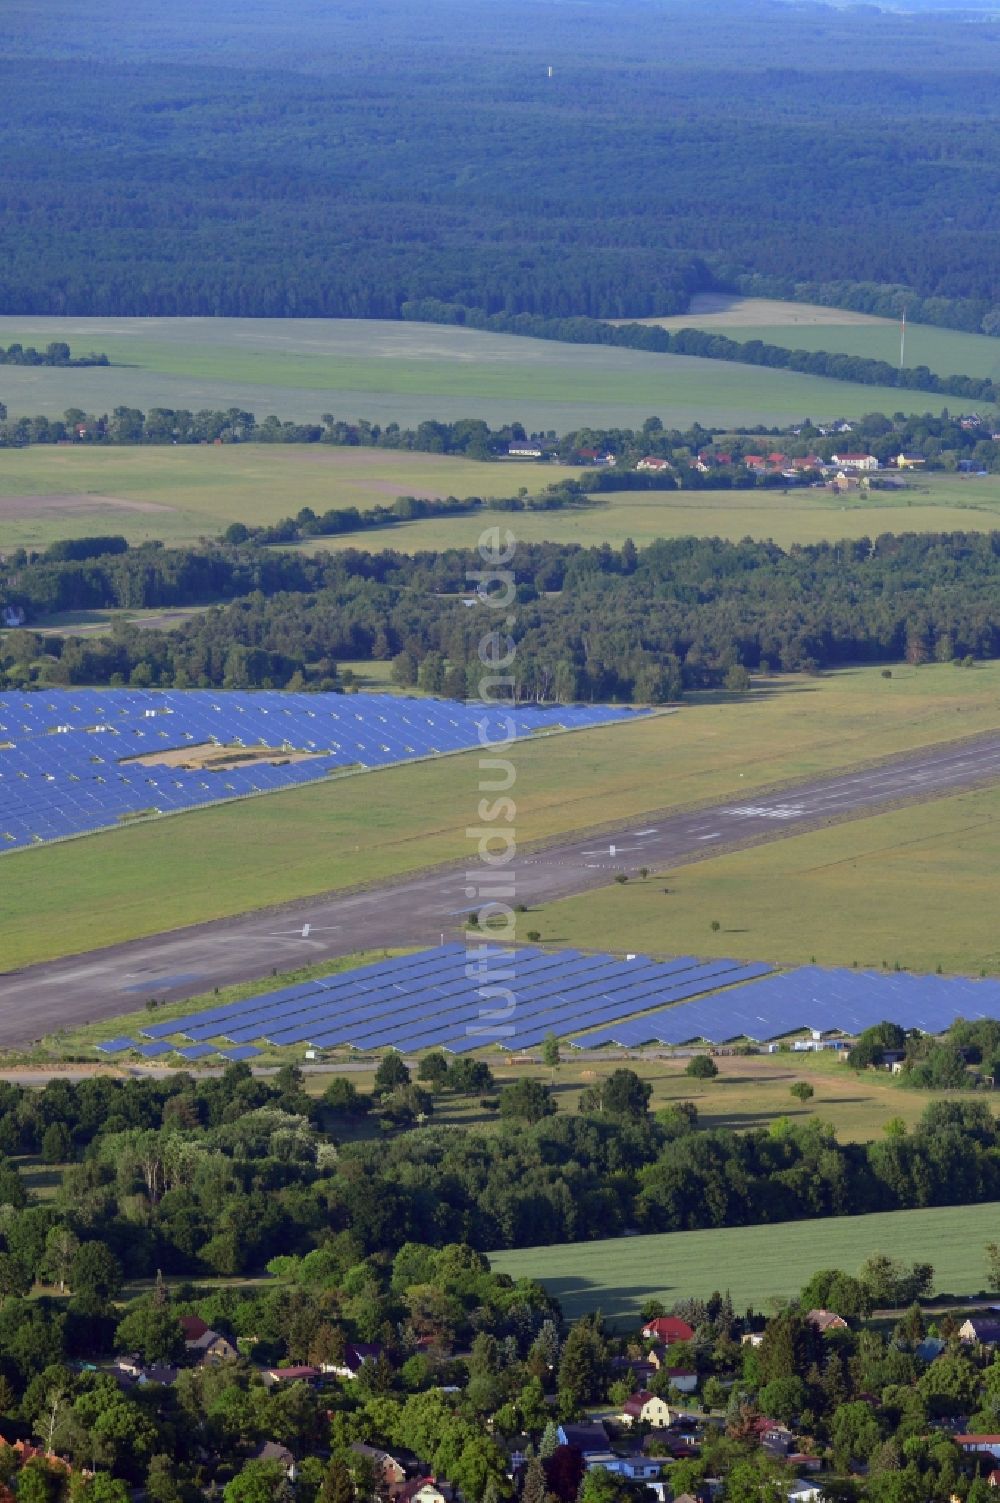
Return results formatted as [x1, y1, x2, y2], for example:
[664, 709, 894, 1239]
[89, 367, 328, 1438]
[830, 452, 879, 472]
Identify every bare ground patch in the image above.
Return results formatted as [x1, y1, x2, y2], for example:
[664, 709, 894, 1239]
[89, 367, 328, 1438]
[121, 741, 324, 772]
[614, 295, 894, 330]
[0, 492, 175, 518]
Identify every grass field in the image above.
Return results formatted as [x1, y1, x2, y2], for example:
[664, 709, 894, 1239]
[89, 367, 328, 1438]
[527, 780, 1000, 976]
[297, 473, 1000, 555]
[5, 661, 1000, 969]
[0, 314, 967, 433]
[490, 1200, 1000, 1320]
[7, 446, 1000, 556]
[621, 294, 1000, 382]
[0, 445, 577, 550]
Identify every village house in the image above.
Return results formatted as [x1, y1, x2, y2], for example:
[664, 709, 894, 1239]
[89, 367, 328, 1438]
[806, 1308, 849, 1334]
[506, 441, 547, 459]
[188, 1328, 239, 1365]
[323, 1341, 384, 1378]
[830, 452, 879, 471]
[896, 451, 925, 468]
[557, 1421, 611, 1458]
[955, 1434, 1000, 1455]
[640, 1315, 695, 1344]
[960, 1317, 1000, 1346]
[351, 1443, 409, 1486]
[261, 1364, 321, 1388]
[251, 1442, 297, 1481]
[390, 1479, 451, 1503]
[785, 1482, 823, 1503]
[621, 1390, 672, 1428]
[636, 455, 672, 472]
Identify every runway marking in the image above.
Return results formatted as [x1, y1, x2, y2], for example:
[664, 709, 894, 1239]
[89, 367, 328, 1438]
[722, 804, 806, 820]
[698, 832, 721, 841]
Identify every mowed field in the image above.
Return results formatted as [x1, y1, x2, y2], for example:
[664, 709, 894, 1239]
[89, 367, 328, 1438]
[0, 445, 578, 550]
[621, 294, 1000, 382]
[491, 1200, 1000, 1320]
[527, 779, 1000, 977]
[0, 314, 959, 432]
[4, 661, 1000, 969]
[301, 473, 1000, 555]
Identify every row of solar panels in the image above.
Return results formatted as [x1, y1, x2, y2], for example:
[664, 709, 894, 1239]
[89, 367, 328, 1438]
[100, 947, 1000, 1060]
[95, 1039, 261, 1062]
[1, 690, 647, 850]
[129, 945, 772, 1055]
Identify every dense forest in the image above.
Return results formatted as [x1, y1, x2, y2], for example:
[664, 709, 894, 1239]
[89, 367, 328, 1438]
[3, 0, 1000, 324]
[4, 530, 1000, 699]
[0, 1066, 996, 1270]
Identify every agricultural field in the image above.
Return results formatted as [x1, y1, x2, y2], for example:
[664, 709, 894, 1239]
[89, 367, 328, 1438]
[622, 293, 1000, 381]
[0, 314, 957, 432]
[4, 660, 1000, 969]
[526, 779, 1000, 977]
[491, 1200, 1000, 1321]
[300, 473, 1000, 555]
[0, 444, 577, 550]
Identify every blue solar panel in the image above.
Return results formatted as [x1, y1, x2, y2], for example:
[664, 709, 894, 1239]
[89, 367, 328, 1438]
[0, 692, 648, 852]
[95, 1036, 137, 1054]
[127, 945, 781, 1054]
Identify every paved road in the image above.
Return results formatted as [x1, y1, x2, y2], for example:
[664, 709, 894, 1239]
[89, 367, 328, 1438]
[4, 731, 1000, 1046]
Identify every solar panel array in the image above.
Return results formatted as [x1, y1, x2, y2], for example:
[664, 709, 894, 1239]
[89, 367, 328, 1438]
[95, 953, 1000, 1062]
[0, 689, 646, 851]
[578, 965, 1000, 1047]
[128, 944, 772, 1055]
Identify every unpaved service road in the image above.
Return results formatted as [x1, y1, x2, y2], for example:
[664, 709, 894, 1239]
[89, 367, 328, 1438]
[3, 732, 1000, 1046]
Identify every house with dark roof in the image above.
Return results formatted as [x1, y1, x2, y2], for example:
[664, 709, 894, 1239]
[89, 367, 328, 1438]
[262, 1364, 321, 1387]
[252, 1442, 296, 1480]
[351, 1444, 408, 1485]
[188, 1328, 239, 1365]
[806, 1308, 848, 1334]
[557, 1422, 611, 1457]
[324, 1342, 384, 1379]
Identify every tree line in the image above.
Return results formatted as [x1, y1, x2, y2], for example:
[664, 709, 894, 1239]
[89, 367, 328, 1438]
[0, 342, 108, 368]
[400, 300, 1000, 405]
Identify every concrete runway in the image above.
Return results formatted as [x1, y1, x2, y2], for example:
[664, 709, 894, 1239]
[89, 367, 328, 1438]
[4, 731, 1000, 1047]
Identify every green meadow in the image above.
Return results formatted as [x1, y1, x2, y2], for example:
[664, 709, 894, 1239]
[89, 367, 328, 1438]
[0, 444, 579, 549]
[527, 780, 1000, 978]
[0, 314, 965, 432]
[626, 294, 1000, 382]
[4, 661, 1000, 969]
[301, 473, 1000, 555]
[491, 1201, 1000, 1321]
